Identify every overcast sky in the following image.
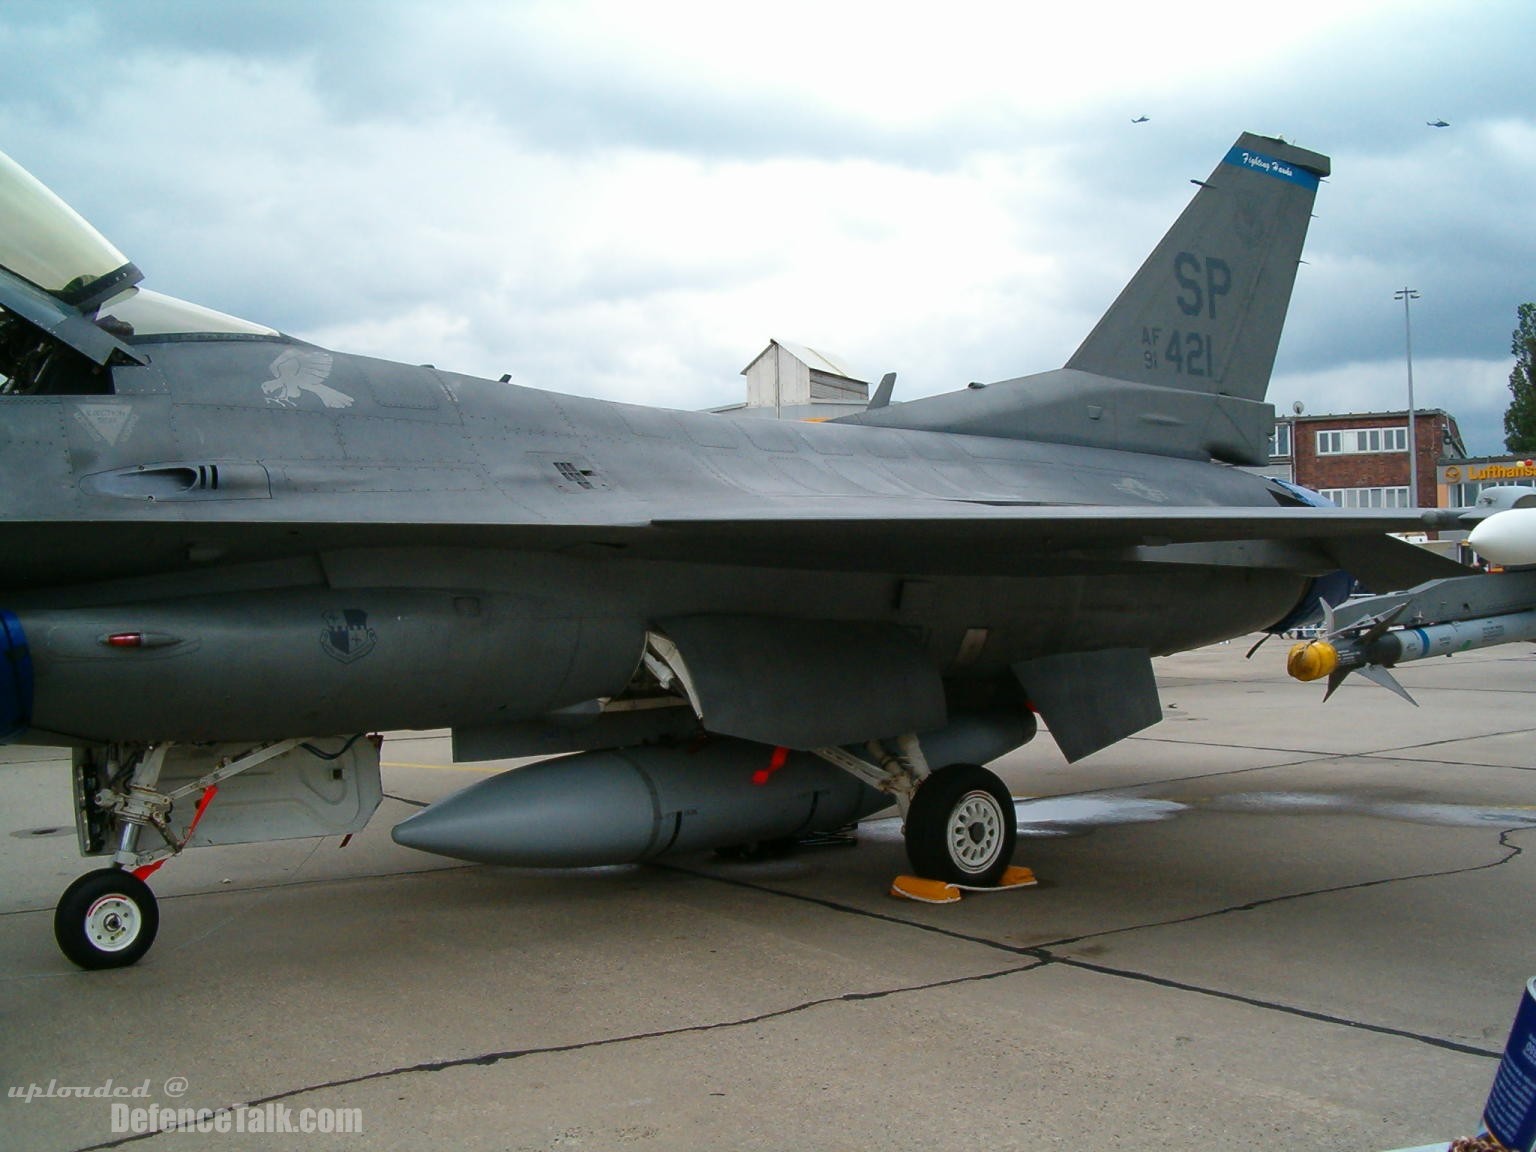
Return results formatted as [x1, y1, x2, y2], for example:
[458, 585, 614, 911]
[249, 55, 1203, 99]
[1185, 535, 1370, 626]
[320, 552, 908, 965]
[4, 0, 1532, 454]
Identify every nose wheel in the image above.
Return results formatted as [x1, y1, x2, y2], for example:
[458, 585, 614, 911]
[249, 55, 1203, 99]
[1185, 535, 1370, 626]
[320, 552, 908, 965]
[903, 763, 1016, 887]
[54, 868, 159, 970]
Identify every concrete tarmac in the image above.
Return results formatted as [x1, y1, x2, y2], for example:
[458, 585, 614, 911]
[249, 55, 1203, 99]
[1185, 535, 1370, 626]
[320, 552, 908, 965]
[3, 639, 1534, 1151]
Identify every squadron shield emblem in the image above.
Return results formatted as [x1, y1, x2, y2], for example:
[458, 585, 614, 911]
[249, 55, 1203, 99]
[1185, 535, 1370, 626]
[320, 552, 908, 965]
[320, 609, 377, 664]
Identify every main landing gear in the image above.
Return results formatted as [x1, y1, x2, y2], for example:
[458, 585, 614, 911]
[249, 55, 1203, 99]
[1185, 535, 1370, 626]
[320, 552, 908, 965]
[813, 737, 1017, 886]
[903, 763, 1016, 886]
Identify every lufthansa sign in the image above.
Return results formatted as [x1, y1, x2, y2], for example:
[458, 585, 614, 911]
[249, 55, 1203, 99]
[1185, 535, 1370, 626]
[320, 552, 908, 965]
[1446, 461, 1536, 483]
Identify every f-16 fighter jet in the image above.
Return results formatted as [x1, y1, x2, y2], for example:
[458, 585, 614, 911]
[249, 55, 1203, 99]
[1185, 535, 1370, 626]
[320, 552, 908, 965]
[0, 134, 1461, 967]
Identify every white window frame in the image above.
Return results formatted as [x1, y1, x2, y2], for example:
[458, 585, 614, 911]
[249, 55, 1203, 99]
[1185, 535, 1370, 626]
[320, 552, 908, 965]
[1269, 423, 1292, 458]
[1317, 486, 1412, 508]
[1316, 426, 1408, 455]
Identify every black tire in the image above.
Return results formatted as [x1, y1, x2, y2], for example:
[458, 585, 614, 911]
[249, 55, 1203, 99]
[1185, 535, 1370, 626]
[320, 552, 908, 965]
[54, 868, 159, 970]
[904, 764, 1016, 886]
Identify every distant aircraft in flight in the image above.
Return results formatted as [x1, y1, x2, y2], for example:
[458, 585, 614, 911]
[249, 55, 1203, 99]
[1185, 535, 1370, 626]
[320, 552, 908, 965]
[1427, 119, 1450, 127]
[1132, 115, 1150, 123]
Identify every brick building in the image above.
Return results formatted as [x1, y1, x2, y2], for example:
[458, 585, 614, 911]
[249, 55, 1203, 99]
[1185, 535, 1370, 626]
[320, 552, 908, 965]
[1261, 409, 1465, 508]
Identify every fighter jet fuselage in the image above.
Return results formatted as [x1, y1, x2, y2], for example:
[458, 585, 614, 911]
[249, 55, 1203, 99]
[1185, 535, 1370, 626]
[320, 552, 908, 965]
[2, 336, 1315, 745]
[0, 133, 1465, 968]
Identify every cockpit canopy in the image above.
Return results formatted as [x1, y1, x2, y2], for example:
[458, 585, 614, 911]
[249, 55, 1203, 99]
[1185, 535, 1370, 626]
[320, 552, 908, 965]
[0, 149, 276, 395]
[0, 150, 139, 309]
[96, 287, 279, 340]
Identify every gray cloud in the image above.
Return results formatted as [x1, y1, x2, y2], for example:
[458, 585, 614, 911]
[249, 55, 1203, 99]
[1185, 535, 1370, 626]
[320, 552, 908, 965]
[2, 0, 1531, 455]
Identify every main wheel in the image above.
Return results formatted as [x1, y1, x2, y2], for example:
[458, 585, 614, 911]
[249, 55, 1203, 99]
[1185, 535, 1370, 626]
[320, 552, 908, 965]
[904, 764, 1016, 886]
[54, 868, 159, 970]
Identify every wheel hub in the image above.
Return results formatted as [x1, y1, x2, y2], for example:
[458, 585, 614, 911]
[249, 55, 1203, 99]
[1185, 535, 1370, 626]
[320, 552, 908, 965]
[85, 894, 141, 952]
[948, 791, 1004, 872]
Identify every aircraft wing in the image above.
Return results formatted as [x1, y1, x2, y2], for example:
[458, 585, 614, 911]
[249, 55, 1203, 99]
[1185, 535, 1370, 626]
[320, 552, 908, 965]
[647, 499, 1446, 539]
[651, 502, 1467, 589]
[0, 500, 1464, 593]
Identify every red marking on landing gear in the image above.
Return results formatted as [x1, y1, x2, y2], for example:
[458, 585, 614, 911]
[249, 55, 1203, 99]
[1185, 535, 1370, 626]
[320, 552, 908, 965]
[132, 785, 219, 881]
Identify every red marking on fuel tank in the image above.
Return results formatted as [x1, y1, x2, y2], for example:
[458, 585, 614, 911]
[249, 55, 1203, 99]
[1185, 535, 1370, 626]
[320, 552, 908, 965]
[752, 745, 790, 786]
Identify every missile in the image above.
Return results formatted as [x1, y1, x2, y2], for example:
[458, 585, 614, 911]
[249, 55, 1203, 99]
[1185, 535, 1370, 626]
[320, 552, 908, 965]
[1288, 604, 1536, 704]
[1287, 505, 1536, 703]
[392, 709, 1035, 867]
[1468, 507, 1536, 567]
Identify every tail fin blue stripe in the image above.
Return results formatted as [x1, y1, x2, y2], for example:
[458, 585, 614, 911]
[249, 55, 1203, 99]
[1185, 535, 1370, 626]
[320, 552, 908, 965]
[1222, 146, 1321, 190]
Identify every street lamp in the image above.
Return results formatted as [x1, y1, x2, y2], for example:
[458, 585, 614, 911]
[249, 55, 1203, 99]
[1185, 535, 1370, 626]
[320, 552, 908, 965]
[1394, 287, 1420, 509]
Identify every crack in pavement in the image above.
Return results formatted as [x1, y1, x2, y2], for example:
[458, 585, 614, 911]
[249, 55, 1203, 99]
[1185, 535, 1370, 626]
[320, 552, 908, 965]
[653, 825, 1528, 1062]
[1130, 721, 1536, 760]
[52, 792, 1526, 1148]
[70, 961, 1046, 1151]
[1043, 955, 1500, 1059]
[1035, 826, 1527, 950]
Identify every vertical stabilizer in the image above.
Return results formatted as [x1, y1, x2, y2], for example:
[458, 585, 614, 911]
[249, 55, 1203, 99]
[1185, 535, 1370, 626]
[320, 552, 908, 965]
[838, 133, 1330, 463]
[1065, 133, 1329, 401]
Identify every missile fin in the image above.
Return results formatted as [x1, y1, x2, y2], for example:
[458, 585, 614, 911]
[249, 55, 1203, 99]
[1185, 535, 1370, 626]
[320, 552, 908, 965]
[1355, 602, 1409, 646]
[1357, 664, 1418, 706]
[1322, 667, 1349, 702]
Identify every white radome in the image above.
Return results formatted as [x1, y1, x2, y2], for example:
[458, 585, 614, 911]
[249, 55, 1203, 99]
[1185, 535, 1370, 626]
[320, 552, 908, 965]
[1467, 507, 1536, 566]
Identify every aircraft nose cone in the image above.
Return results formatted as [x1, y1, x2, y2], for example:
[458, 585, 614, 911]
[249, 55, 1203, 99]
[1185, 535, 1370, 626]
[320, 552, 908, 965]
[391, 754, 659, 867]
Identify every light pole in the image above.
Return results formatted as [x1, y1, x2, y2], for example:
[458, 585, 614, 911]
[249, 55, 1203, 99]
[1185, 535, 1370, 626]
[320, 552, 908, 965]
[1395, 287, 1420, 508]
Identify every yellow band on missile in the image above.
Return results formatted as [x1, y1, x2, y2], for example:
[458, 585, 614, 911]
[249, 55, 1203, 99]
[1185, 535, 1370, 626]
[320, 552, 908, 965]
[1286, 640, 1338, 682]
